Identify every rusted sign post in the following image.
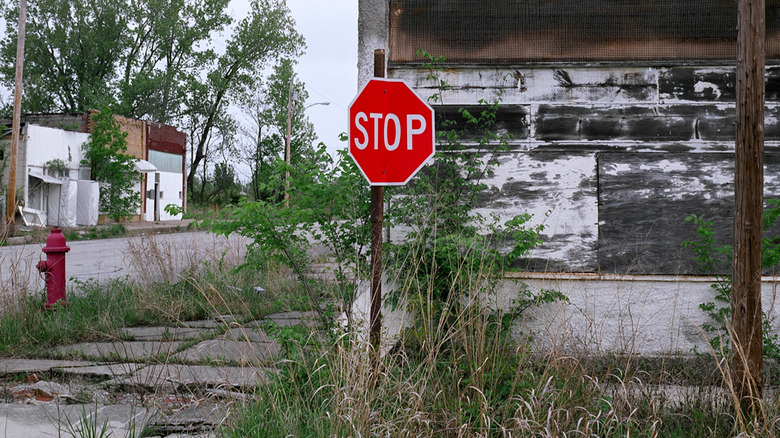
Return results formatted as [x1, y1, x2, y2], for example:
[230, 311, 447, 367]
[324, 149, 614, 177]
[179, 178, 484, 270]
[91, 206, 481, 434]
[733, 0, 765, 407]
[348, 49, 435, 371]
[369, 50, 385, 369]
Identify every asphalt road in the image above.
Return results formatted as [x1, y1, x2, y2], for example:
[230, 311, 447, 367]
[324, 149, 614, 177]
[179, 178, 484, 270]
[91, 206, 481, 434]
[0, 231, 248, 294]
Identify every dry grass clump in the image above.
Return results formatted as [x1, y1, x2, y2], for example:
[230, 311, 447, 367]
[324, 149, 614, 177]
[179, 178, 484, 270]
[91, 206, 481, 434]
[0, 249, 38, 314]
[121, 232, 323, 326]
[124, 232, 246, 284]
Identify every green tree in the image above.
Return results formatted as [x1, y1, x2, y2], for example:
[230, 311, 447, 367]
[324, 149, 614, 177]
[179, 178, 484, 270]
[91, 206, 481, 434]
[0, 0, 231, 117]
[115, 0, 231, 122]
[1, 0, 127, 112]
[82, 110, 141, 221]
[185, 0, 303, 195]
[211, 161, 241, 205]
[237, 58, 314, 202]
[265, 58, 316, 166]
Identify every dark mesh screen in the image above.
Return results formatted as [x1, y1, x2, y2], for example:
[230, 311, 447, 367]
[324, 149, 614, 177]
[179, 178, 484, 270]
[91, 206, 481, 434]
[389, 0, 780, 62]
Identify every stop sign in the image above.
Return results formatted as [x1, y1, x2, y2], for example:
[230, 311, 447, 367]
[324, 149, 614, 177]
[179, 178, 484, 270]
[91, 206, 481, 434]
[348, 78, 435, 185]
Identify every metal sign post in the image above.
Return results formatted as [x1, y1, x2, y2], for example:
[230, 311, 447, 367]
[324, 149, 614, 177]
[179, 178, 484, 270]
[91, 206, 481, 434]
[348, 49, 435, 373]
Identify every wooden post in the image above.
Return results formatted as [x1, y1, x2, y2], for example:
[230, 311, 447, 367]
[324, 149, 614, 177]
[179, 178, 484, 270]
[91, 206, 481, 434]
[5, 0, 26, 235]
[734, 0, 765, 407]
[284, 77, 293, 208]
[369, 49, 385, 371]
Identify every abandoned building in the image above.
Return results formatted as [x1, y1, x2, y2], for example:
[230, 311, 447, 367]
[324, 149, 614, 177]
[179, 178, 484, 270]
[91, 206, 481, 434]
[358, 0, 780, 354]
[0, 112, 186, 227]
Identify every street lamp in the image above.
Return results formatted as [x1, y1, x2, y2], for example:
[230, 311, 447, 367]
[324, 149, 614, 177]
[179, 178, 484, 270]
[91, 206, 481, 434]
[284, 84, 330, 207]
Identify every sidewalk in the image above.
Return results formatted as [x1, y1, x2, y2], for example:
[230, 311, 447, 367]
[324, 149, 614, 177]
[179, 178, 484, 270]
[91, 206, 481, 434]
[122, 219, 197, 236]
[0, 310, 319, 437]
[7, 219, 197, 246]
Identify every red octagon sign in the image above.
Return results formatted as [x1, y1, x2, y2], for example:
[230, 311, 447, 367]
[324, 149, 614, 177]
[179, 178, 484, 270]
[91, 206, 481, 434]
[349, 78, 435, 186]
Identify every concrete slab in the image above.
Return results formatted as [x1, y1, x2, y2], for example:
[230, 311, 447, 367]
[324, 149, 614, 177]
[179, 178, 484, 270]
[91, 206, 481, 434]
[183, 314, 243, 329]
[0, 402, 150, 438]
[71, 403, 153, 437]
[161, 434, 218, 438]
[222, 327, 273, 343]
[155, 434, 217, 438]
[173, 340, 279, 366]
[121, 326, 210, 341]
[10, 380, 84, 404]
[181, 319, 229, 329]
[57, 341, 185, 361]
[212, 314, 242, 323]
[112, 364, 275, 391]
[59, 362, 145, 379]
[146, 403, 228, 436]
[267, 310, 320, 319]
[0, 358, 97, 375]
[245, 310, 320, 328]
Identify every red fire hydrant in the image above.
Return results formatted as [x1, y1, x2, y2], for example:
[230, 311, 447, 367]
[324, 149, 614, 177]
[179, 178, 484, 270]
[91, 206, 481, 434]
[36, 228, 71, 309]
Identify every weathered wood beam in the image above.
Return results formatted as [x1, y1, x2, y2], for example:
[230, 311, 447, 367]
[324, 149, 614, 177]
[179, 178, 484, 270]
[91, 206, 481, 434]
[733, 0, 765, 408]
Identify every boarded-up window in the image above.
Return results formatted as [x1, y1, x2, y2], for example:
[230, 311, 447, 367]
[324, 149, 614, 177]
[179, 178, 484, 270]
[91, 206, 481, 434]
[389, 0, 780, 63]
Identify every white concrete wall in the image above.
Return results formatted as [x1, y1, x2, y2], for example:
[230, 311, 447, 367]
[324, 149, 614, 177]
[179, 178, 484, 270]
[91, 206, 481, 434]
[368, 272, 770, 357]
[143, 171, 183, 221]
[25, 124, 88, 173]
[23, 125, 91, 225]
[497, 273, 780, 356]
[357, 0, 389, 88]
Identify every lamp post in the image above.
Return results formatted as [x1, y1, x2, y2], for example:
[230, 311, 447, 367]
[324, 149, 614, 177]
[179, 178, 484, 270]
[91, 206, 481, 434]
[284, 91, 330, 207]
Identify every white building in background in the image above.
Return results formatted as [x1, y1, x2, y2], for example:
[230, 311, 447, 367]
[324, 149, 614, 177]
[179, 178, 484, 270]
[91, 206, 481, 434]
[1, 113, 187, 227]
[143, 146, 186, 222]
[14, 124, 99, 227]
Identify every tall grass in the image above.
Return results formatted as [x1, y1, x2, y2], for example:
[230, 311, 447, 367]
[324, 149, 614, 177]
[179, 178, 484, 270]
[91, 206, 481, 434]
[0, 245, 38, 315]
[224, 303, 780, 437]
[220, 235, 780, 438]
[2, 223, 779, 436]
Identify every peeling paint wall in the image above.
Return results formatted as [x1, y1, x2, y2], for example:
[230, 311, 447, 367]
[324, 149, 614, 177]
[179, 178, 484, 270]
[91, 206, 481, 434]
[359, 0, 780, 354]
[358, 0, 389, 87]
[367, 3, 780, 275]
[386, 63, 780, 275]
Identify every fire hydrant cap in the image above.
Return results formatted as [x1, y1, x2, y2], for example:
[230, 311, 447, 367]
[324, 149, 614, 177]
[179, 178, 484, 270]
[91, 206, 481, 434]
[42, 228, 70, 253]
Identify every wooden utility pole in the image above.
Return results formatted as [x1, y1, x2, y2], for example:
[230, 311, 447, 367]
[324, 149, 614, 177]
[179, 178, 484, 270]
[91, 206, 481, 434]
[733, 0, 765, 407]
[5, 0, 26, 235]
[369, 49, 385, 372]
[284, 77, 294, 208]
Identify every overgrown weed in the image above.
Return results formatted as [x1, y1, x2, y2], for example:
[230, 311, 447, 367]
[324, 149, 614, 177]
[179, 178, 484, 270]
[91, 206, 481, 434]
[221, 52, 780, 437]
[63, 223, 127, 241]
[223, 298, 780, 437]
[0, 233, 317, 356]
